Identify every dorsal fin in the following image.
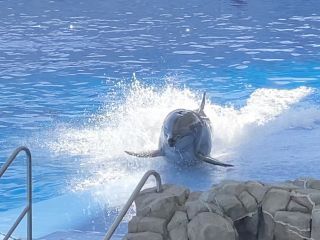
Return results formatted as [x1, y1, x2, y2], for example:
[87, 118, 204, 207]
[198, 92, 206, 114]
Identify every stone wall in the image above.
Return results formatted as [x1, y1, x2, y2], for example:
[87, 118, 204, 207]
[123, 178, 320, 240]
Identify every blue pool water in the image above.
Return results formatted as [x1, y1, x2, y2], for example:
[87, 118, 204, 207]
[1, 0, 320, 238]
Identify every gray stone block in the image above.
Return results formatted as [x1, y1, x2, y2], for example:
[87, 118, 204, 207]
[262, 188, 290, 216]
[185, 200, 209, 220]
[274, 211, 311, 239]
[234, 211, 259, 240]
[188, 212, 238, 240]
[186, 191, 203, 202]
[128, 216, 167, 235]
[307, 179, 320, 190]
[215, 180, 247, 196]
[169, 225, 188, 240]
[167, 211, 188, 231]
[246, 181, 268, 204]
[287, 200, 309, 213]
[135, 184, 189, 220]
[238, 190, 258, 213]
[311, 206, 320, 240]
[167, 211, 188, 240]
[123, 179, 320, 240]
[258, 211, 275, 240]
[215, 193, 247, 221]
[291, 192, 313, 211]
[123, 232, 163, 240]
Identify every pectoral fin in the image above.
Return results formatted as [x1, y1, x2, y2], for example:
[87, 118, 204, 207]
[198, 153, 233, 167]
[125, 149, 163, 158]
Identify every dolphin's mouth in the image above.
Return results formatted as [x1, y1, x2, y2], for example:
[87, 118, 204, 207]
[168, 138, 175, 147]
[169, 135, 194, 150]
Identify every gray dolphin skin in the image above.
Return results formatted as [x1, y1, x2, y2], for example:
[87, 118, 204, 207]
[125, 93, 233, 167]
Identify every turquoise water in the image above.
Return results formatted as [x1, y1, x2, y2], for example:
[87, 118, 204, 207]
[0, 0, 320, 238]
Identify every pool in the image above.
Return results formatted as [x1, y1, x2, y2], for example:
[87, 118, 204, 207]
[0, 0, 320, 238]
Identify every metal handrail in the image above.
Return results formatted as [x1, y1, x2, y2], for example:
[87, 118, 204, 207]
[0, 146, 32, 240]
[103, 170, 162, 240]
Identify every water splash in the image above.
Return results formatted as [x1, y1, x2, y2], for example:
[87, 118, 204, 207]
[207, 86, 315, 148]
[43, 81, 320, 204]
[49, 83, 314, 155]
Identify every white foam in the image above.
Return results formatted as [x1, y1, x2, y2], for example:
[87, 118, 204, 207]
[208, 86, 314, 145]
[42, 81, 320, 206]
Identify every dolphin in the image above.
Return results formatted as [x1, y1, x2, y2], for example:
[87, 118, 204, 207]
[125, 93, 233, 167]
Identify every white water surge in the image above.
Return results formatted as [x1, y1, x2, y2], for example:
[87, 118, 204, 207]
[44, 81, 320, 208]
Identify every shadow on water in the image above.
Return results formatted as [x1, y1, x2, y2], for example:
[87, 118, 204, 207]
[231, 0, 247, 6]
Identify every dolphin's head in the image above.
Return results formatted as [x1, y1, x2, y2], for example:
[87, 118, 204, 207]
[162, 109, 202, 149]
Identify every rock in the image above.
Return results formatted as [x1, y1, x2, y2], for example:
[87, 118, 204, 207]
[167, 211, 188, 240]
[136, 184, 189, 206]
[128, 216, 167, 235]
[288, 179, 307, 188]
[270, 182, 301, 191]
[309, 191, 320, 205]
[123, 178, 320, 240]
[234, 211, 259, 240]
[199, 191, 232, 217]
[306, 179, 320, 190]
[286, 200, 309, 213]
[207, 202, 225, 217]
[136, 195, 176, 219]
[123, 232, 163, 240]
[175, 205, 187, 212]
[167, 211, 188, 231]
[245, 181, 268, 204]
[244, 212, 259, 237]
[311, 206, 320, 239]
[262, 188, 290, 216]
[215, 180, 247, 196]
[162, 184, 190, 205]
[199, 190, 216, 203]
[290, 191, 314, 211]
[185, 200, 209, 220]
[128, 216, 141, 233]
[258, 211, 275, 240]
[274, 211, 311, 239]
[238, 191, 258, 213]
[169, 226, 188, 240]
[215, 193, 247, 221]
[187, 212, 238, 240]
[135, 184, 189, 220]
[260, 188, 291, 239]
[186, 191, 203, 202]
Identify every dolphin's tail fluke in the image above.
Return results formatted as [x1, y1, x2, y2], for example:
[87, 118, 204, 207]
[125, 149, 163, 158]
[198, 92, 206, 115]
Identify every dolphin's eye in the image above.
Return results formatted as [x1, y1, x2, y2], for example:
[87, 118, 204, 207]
[177, 111, 184, 115]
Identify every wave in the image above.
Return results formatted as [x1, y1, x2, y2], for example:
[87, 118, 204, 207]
[47, 81, 317, 155]
[41, 80, 320, 203]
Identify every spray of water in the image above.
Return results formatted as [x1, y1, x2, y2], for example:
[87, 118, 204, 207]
[44, 80, 320, 206]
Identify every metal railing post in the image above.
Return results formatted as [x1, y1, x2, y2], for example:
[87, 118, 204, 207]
[104, 170, 162, 240]
[0, 146, 32, 240]
[27, 147, 32, 240]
